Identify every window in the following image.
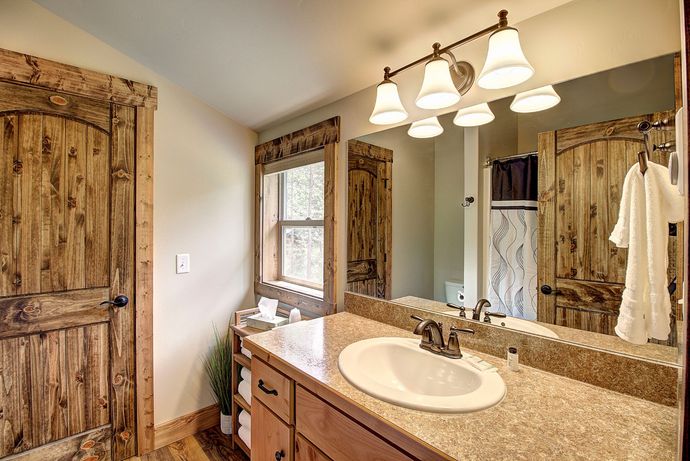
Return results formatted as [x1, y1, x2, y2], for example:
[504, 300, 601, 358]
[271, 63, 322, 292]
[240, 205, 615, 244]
[278, 161, 324, 289]
[260, 149, 327, 298]
[255, 116, 339, 315]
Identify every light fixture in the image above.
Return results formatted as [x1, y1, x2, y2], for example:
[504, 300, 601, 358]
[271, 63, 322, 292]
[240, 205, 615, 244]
[510, 85, 561, 113]
[477, 27, 534, 89]
[408, 116, 444, 138]
[453, 102, 495, 127]
[416, 44, 461, 110]
[369, 10, 534, 126]
[369, 68, 408, 125]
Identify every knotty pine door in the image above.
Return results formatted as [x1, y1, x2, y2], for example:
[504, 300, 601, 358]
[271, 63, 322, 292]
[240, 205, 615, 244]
[347, 140, 392, 299]
[0, 82, 137, 460]
[537, 111, 680, 345]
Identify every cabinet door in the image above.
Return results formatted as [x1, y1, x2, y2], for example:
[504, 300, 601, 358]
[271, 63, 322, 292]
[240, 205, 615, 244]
[252, 398, 293, 461]
[296, 386, 414, 461]
[296, 433, 332, 461]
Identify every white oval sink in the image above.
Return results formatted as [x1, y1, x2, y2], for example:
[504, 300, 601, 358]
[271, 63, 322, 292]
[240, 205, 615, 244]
[338, 337, 505, 413]
[442, 311, 559, 339]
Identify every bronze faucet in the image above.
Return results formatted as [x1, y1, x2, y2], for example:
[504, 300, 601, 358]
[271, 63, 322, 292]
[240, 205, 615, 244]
[411, 316, 474, 359]
[412, 316, 445, 351]
[472, 299, 492, 321]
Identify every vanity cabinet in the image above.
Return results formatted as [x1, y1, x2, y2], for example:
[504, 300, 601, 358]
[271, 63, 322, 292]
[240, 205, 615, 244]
[251, 357, 428, 461]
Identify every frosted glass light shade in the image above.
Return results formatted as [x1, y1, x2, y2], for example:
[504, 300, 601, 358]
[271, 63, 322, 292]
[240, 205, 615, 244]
[510, 85, 561, 113]
[415, 57, 461, 110]
[369, 80, 408, 125]
[477, 27, 534, 90]
[408, 117, 444, 138]
[453, 103, 495, 127]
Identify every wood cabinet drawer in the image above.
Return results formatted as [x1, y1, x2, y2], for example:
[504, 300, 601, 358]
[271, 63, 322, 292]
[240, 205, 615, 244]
[251, 398, 293, 461]
[296, 386, 414, 461]
[295, 433, 332, 461]
[252, 357, 294, 423]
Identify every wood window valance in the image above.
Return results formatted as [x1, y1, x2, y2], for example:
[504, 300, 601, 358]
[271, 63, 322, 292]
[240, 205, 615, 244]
[255, 116, 340, 165]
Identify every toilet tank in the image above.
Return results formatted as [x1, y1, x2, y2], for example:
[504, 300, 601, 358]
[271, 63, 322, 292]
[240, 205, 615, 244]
[444, 281, 465, 305]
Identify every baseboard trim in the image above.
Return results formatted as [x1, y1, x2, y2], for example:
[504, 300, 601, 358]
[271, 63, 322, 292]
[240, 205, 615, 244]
[154, 404, 219, 450]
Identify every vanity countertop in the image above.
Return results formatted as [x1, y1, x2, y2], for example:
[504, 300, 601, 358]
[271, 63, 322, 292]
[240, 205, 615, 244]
[245, 312, 677, 461]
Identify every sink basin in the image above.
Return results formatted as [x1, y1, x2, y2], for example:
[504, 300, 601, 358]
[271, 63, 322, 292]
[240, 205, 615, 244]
[443, 311, 559, 339]
[338, 337, 505, 413]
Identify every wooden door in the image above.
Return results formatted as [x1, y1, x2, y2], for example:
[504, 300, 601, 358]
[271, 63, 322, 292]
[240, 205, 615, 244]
[347, 140, 392, 299]
[538, 111, 680, 345]
[0, 82, 136, 459]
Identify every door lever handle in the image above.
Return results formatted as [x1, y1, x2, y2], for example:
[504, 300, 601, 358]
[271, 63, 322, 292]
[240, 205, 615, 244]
[540, 285, 561, 296]
[100, 295, 129, 308]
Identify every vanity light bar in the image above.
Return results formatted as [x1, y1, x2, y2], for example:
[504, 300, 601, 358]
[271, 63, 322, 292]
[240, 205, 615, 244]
[371, 9, 535, 126]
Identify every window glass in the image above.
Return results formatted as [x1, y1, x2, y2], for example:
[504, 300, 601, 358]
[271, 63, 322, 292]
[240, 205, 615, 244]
[283, 162, 324, 220]
[281, 226, 324, 285]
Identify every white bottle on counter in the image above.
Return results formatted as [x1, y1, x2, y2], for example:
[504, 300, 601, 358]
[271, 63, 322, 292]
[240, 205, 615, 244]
[289, 307, 302, 323]
[507, 347, 519, 371]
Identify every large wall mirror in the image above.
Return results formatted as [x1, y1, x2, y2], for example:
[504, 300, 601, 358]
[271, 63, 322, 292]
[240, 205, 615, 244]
[346, 1, 684, 365]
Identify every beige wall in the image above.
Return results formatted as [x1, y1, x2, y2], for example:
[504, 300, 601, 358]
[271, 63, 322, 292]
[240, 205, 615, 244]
[258, 0, 681, 308]
[432, 115, 465, 302]
[0, 1, 257, 424]
[358, 127, 435, 299]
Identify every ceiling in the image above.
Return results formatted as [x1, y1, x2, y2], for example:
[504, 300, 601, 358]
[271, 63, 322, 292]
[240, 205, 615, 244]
[35, 0, 571, 131]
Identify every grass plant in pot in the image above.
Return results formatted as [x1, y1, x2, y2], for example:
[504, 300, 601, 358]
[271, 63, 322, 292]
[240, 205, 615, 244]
[205, 325, 233, 435]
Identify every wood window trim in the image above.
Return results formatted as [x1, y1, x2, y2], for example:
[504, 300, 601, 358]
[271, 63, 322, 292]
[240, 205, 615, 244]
[255, 117, 339, 316]
[0, 47, 157, 455]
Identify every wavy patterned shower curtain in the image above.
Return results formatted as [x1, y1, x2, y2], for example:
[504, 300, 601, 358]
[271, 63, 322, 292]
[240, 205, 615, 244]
[487, 155, 538, 320]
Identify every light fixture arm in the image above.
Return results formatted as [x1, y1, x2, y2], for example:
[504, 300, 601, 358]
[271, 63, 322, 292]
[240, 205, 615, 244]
[383, 9, 509, 79]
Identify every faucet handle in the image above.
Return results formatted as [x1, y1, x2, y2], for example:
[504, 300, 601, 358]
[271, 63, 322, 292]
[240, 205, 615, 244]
[483, 311, 507, 323]
[443, 327, 474, 359]
[447, 303, 466, 318]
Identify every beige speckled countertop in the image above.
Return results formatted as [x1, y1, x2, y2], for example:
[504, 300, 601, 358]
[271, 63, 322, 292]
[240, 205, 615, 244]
[245, 312, 677, 461]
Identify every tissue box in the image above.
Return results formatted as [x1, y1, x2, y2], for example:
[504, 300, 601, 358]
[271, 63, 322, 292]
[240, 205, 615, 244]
[246, 313, 289, 331]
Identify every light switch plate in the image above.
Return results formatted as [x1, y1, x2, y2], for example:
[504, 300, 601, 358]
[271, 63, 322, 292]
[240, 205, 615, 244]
[176, 254, 190, 274]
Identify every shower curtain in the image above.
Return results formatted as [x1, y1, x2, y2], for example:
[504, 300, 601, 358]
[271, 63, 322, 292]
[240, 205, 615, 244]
[487, 155, 538, 320]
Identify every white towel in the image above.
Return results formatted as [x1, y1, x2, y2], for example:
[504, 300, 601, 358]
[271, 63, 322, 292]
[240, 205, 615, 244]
[610, 162, 684, 344]
[239, 409, 251, 429]
[238, 425, 251, 449]
[237, 379, 252, 404]
[240, 366, 251, 383]
[240, 346, 252, 359]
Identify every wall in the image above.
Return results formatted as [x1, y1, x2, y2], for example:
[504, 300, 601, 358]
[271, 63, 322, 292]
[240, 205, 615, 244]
[358, 126, 435, 299]
[257, 0, 681, 308]
[432, 115, 464, 302]
[0, 0, 257, 424]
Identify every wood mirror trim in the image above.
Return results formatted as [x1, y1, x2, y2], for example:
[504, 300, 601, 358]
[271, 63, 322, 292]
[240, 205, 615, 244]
[682, 1, 690, 457]
[0, 47, 157, 456]
[255, 117, 340, 316]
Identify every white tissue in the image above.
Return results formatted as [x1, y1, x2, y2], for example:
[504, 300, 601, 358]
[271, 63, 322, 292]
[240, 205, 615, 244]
[258, 296, 278, 320]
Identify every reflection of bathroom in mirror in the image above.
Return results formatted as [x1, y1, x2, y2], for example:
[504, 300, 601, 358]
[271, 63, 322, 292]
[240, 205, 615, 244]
[347, 53, 684, 363]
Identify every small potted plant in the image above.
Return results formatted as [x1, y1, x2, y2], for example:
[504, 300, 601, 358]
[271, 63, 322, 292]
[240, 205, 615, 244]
[204, 324, 233, 435]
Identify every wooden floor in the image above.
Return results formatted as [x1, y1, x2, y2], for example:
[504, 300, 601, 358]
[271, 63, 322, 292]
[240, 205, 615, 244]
[127, 427, 248, 461]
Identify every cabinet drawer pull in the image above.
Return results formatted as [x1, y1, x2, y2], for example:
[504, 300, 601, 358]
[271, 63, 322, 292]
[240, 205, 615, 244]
[258, 379, 278, 396]
[275, 449, 285, 460]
